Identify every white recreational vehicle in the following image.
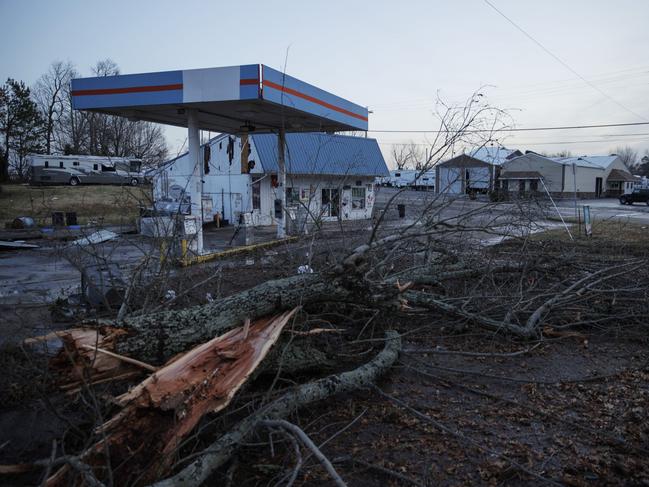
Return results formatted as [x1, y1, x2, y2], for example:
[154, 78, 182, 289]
[384, 170, 417, 188]
[28, 154, 145, 186]
[380, 169, 435, 190]
[413, 169, 436, 191]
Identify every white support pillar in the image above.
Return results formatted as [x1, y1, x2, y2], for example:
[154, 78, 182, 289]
[277, 128, 287, 238]
[187, 109, 204, 254]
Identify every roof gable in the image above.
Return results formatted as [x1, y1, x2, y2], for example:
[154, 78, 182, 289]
[551, 155, 618, 170]
[469, 146, 522, 166]
[439, 154, 491, 167]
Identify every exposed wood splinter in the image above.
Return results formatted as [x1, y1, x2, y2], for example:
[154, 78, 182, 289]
[78, 344, 158, 372]
[395, 279, 414, 293]
[47, 307, 301, 486]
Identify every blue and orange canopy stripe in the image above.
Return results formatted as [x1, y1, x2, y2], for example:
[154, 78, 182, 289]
[71, 64, 368, 133]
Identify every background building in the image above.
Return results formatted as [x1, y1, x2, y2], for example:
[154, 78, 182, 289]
[435, 146, 522, 195]
[499, 153, 634, 197]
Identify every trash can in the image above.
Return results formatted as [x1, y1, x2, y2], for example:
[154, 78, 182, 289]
[397, 204, 406, 218]
[66, 212, 78, 226]
[52, 211, 65, 226]
[11, 216, 35, 229]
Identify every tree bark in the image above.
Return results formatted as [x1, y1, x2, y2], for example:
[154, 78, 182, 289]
[118, 273, 350, 364]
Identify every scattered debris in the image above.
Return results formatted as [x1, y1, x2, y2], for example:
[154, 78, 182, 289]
[0, 240, 39, 250]
[10, 217, 35, 229]
[297, 264, 314, 274]
[70, 230, 118, 247]
[80, 263, 125, 308]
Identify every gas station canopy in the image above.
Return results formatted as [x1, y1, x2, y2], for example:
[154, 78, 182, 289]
[71, 64, 368, 133]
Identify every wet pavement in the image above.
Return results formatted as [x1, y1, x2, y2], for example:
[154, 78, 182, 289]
[3, 191, 648, 307]
[0, 224, 288, 306]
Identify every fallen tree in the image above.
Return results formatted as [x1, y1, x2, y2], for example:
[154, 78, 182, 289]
[46, 309, 302, 486]
[152, 330, 401, 487]
[117, 273, 349, 363]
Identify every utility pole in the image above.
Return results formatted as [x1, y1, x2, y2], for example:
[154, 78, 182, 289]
[572, 162, 578, 222]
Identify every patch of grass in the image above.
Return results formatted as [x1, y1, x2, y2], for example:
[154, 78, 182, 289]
[0, 183, 152, 227]
[534, 219, 649, 245]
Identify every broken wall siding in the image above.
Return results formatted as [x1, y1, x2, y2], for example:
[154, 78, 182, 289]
[153, 134, 380, 225]
[274, 174, 376, 223]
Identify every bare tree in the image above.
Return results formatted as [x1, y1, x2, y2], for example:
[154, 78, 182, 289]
[391, 141, 423, 170]
[54, 65, 85, 155]
[33, 61, 75, 155]
[42, 58, 168, 163]
[636, 150, 649, 176]
[547, 149, 572, 158]
[612, 145, 639, 169]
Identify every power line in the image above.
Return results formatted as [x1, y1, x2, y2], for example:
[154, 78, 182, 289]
[377, 132, 649, 147]
[514, 139, 649, 146]
[482, 0, 648, 122]
[368, 121, 649, 134]
[371, 68, 649, 112]
[379, 138, 648, 148]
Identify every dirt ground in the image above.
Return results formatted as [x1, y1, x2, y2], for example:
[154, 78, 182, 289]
[1, 220, 648, 486]
[1, 323, 647, 486]
[228, 330, 649, 486]
[0, 183, 151, 227]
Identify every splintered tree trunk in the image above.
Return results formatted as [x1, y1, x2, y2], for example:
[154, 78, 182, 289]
[117, 273, 350, 364]
[47, 310, 301, 486]
[152, 331, 402, 487]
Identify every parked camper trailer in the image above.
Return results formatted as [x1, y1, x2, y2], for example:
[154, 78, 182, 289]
[385, 170, 417, 188]
[413, 170, 436, 191]
[28, 154, 145, 186]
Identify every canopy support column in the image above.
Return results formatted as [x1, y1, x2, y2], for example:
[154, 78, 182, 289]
[187, 109, 204, 254]
[277, 128, 286, 238]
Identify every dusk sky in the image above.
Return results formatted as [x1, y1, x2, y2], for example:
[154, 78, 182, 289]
[2, 0, 648, 164]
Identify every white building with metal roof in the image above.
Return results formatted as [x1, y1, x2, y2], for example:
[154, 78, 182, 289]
[153, 132, 389, 228]
[435, 146, 522, 195]
[499, 152, 634, 197]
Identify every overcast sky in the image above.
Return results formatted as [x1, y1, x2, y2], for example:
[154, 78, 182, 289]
[1, 0, 648, 164]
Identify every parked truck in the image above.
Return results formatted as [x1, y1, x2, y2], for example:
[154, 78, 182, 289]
[28, 154, 145, 186]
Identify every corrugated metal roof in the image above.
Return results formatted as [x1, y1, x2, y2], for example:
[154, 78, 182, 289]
[551, 155, 618, 170]
[251, 133, 389, 177]
[469, 146, 520, 166]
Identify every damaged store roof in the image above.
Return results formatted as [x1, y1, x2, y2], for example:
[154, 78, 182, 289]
[157, 132, 389, 177]
[251, 132, 389, 177]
